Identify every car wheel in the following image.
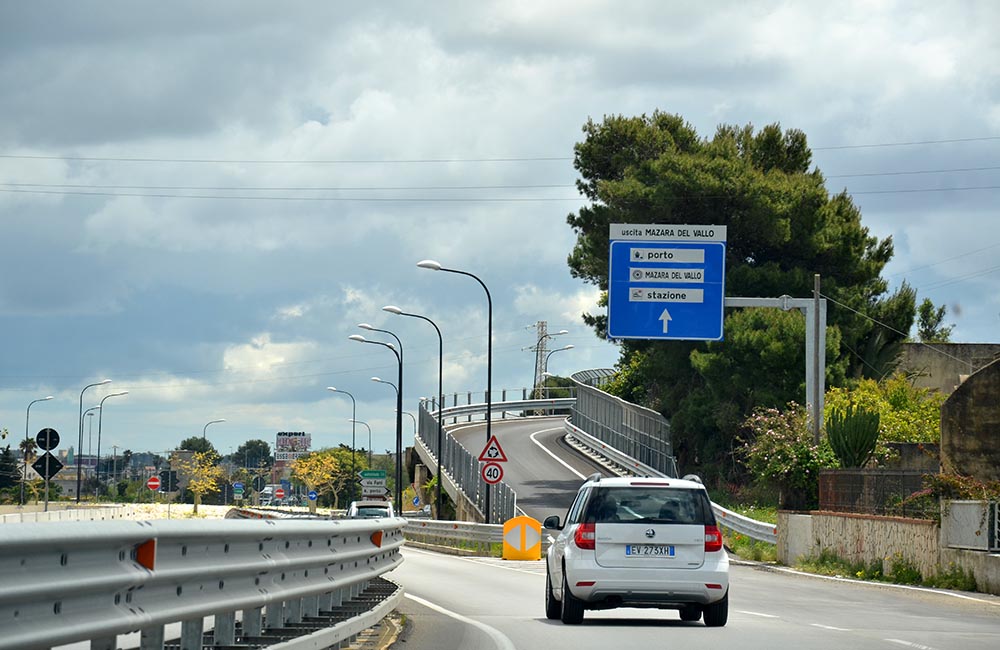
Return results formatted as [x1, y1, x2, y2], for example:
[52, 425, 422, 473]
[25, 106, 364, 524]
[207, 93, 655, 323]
[544, 569, 560, 620]
[560, 571, 584, 624]
[679, 606, 701, 622]
[703, 591, 728, 627]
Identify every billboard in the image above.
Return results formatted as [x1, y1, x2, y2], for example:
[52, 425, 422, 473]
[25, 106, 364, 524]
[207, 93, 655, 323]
[275, 431, 311, 462]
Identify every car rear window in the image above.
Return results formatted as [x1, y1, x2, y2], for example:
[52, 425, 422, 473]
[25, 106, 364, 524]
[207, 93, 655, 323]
[583, 487, 714, 525]
[356, 507, 390, 517]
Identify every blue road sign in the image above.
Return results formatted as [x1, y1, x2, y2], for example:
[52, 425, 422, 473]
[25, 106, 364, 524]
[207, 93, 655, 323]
[608, 224, 727, 341]
[308, 490, 318, 501]
[233, 482, 244, 490]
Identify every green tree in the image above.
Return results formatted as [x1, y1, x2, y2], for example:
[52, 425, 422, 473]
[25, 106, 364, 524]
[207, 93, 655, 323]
[915, 298, 954, 343]
[566, 113, 910, 478]
[172, 450, 224, 514]
[178, 437, 217, 455]
[0, 444, 18, 490]
[232, 439, 273, 471]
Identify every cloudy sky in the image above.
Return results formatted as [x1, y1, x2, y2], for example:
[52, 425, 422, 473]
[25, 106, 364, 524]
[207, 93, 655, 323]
[1, 1, 997, 460]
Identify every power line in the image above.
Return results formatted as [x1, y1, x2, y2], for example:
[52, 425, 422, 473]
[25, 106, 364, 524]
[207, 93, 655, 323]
[1, 135, 998, 165]
[826, 164, 1000, 179]
[0, 188, 584, 202]
[0, 181, 575, 192]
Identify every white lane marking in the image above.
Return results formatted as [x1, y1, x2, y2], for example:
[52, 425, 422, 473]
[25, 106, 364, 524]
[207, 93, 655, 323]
[403, 546, 546, 576]
[886, 640, 938, 650]
[811, 623, 851, 631]
[738, 610, 779, 618]
[405, 593, 517, 650]
[530, 428, 586, 479]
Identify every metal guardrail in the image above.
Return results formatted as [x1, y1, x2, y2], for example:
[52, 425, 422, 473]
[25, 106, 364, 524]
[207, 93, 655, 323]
[404, 519, 503, 555]
[564, 418, 777, 544]
[0, 517, 405, 650]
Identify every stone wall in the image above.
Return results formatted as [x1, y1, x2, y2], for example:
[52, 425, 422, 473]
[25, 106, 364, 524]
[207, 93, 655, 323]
[939, 358, 1000, 481]
[778, 510, 939, 578]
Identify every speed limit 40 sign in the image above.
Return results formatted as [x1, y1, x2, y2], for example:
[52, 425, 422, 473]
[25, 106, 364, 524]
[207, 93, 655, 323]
[481, 462, 504, 485]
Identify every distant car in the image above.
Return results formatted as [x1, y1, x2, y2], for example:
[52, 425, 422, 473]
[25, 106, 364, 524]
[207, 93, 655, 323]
[543, 473, 729, 626]
[346, 500, 395, 518]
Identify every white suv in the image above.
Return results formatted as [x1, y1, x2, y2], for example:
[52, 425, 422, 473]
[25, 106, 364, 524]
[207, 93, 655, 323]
[543, 474, 729, 626]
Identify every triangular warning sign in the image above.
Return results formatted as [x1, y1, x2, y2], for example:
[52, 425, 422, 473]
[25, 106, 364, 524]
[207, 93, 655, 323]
[478, 435, 508, 462]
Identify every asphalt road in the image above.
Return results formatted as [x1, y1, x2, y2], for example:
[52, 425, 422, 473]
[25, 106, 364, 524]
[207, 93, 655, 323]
[447, 416, 606, 522]
[390, 548, 1000, 650]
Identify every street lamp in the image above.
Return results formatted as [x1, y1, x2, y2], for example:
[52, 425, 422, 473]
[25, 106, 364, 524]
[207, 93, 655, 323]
[383, 304, 446, 518]
[399, 411, 417, 436]
[349, 333, 404, 514]
[96, 391, 128, 485]
[203, 418, 226, 440]
[83, 407, 100, 485]
[21, 395, 53, 506]
[327, 387, 357, 502]
[349, 418, 373, 466]
[78, 379, 111, 502]
[544, 344, 575, 374]
[417, 259, 495, 523]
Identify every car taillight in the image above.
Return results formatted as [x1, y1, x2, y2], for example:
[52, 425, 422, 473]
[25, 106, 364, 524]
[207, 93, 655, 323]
[704, 525, 723, 553]
[574, 523, 596, 550]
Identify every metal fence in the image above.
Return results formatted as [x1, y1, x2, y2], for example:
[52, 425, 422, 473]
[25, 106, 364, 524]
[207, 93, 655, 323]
[418, 397, 514, 524]
[818, 469, 934, 518]
[569, 371, 678, 477]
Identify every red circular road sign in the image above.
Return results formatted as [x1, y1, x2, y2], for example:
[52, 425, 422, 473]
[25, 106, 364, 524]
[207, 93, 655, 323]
[146, 476, 161, 490]
[275, 487, 286, 499]
[481, 462, 504, 485]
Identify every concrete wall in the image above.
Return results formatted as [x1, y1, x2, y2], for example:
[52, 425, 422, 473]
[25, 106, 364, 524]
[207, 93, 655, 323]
[899, 342, 1000, 394]
[939, 358, 1000, 481]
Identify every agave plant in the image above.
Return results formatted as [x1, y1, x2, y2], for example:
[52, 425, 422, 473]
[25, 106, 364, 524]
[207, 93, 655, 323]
[827, 405, 881, 468]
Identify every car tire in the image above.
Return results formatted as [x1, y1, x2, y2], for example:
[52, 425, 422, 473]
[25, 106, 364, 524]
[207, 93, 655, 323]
[679, 606, 701, 622]
[544, 569, 560, 620]
[703, 591, 729, 627]
[560, 571, 584, 624]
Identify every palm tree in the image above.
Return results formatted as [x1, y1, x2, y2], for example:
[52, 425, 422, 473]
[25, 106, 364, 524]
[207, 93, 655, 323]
[19, 438, 38, 465]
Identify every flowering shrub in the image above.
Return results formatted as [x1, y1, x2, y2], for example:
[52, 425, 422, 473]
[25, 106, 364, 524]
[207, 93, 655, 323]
[825, 375, 944, 443]
[739, 403, 838, 509]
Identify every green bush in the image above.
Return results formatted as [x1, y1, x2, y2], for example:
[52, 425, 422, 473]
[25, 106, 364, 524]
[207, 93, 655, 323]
[827, 405, 880, 468]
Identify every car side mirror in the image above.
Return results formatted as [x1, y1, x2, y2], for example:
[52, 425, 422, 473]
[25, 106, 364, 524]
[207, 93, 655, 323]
[542, 515, 562, 530]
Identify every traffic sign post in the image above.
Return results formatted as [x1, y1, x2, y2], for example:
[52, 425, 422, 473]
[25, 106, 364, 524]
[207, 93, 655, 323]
[607, 224, 727, 341]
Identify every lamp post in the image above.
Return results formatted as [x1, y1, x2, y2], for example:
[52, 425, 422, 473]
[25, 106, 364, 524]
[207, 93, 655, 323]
[399, 411, 417, 436]
[327, 387, 357, 502]
[349, 333, 404, 515]
[96, 391, 128, 486]
[349, 419, 373, 466]
[21, 395, 53, 506]
[417, 259, 494, 523]
[83, 407, 100, 488]
[203, 418, 226, 440]
[544, 345, 575, 376]
[78, 379, 111, 502]
[383, 304, 446, 518]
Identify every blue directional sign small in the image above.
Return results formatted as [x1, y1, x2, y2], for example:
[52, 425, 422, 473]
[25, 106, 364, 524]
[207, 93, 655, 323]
[608, 224, 727, 341]
[308, 490, 318, 501]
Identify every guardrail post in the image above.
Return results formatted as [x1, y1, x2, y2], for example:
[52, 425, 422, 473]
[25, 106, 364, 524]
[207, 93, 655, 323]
[267, 602, 286, 628]
[179, 618, 204, 649]
[287, 597, 303, 624]
[467, 392, 472, 421]
[303, 594, 320, 618]
[140, 625, 165, 650]
[243, 606, 263, 637]
[331, 587, 344, 607]
[214, 612, 236, 645]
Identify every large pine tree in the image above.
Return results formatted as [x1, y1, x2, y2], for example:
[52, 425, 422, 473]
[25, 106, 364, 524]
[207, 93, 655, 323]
[567, 112, 914, 478]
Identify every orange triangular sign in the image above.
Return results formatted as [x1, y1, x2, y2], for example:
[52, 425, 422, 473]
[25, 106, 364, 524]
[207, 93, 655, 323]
[478, 436, 508, 462]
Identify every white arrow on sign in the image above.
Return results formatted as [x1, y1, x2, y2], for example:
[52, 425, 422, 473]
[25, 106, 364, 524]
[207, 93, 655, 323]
[361, 486, 390, 498]
[659, 308, 672, 333]
[358, 478, 387, 487]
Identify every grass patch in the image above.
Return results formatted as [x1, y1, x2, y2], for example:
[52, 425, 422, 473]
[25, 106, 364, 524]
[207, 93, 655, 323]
[721, 527, 777, 562]
[796, 551, 977, 591]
